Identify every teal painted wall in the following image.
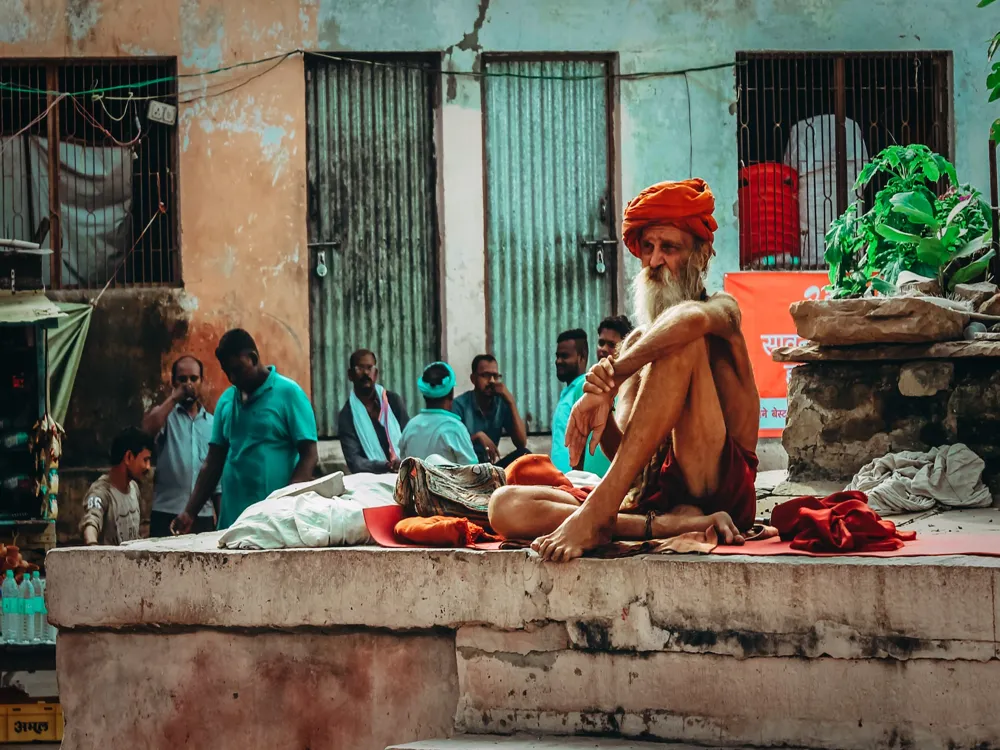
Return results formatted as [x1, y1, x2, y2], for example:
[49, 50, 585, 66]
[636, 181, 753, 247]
[316, 0, 988, 290]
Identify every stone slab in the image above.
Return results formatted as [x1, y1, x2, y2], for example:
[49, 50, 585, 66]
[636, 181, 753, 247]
[455, 650, 1000, 750]
[46, 537, 1000, 646]
[387, 737, 768, 750]
[773, 339, 1000, 362]
[56, 630, 457, 750]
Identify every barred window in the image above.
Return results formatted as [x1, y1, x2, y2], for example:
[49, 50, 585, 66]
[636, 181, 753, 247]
[736, 51, 951, 270]
[0, 59, 179, 288]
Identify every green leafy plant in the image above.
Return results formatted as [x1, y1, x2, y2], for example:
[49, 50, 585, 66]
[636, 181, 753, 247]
[824, 145, 994, 298]
[980, 0, 1000, 141]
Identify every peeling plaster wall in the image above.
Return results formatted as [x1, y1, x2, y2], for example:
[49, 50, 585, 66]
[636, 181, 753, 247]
[0, 0, 991, 445]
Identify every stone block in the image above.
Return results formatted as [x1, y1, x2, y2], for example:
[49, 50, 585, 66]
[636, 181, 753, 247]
[954, 282, 998, 309]
[56, 630, 458, 750]
[456, 649, 1000, 750]
[898, 361, 954, 397]
[980, 293, 1000, 316]
[789, 297, 968, 346]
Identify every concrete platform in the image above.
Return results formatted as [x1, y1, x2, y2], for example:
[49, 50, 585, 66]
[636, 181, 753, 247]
[45, 513, 1000, 750]
[387, 736, 786, 749]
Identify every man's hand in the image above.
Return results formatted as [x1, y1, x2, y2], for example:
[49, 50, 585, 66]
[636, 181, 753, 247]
[472, 432, 500, 463]
[710, 511, 745, 545]
[565, 392, 612, 468]
[171, 512, 194, 536]
[494, 381, 515, 403]
[583, 359, 618, 398]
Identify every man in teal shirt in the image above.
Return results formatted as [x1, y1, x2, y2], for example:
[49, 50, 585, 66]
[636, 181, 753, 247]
[401, 362, 478, 465]
[551, 329, 612, 476]
[172, 329, 318, 532]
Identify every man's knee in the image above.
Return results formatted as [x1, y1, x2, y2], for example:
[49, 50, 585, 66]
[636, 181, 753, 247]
[488, 485, 524, 534]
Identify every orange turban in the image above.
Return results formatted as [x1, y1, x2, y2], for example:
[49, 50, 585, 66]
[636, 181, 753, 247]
[621, 178, 718, 257]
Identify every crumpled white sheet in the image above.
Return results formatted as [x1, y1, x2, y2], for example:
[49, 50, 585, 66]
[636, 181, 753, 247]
[218, 471, 398, 550]
[846, 443, 993, 515]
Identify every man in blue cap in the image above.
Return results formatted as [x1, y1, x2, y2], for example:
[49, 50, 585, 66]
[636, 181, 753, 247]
[400, 362, 478, 465]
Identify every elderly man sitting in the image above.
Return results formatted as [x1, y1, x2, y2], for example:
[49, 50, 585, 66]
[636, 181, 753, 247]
[489, 179, 761, 561]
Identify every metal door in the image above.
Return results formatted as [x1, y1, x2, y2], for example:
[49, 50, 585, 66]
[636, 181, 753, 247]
[306, 56, 440, 436]
[483, 57, 616, 432]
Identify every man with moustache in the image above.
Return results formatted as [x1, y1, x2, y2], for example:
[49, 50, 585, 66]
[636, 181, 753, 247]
[338, 348, 410, 474]
[488, 179, 760, 561]
[452, 354, 529, 467]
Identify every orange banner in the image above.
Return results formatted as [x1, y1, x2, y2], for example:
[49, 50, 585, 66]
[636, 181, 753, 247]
[723, 272, 831, 437]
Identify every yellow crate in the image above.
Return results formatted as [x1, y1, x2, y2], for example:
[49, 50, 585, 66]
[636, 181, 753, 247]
[6, 702, 59, 743]
[0, 705, 7, 742]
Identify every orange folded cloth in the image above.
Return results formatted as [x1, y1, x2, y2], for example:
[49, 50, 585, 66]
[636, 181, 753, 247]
[504, 454, 591, 501]
[394, 515, 500, 547]
[621, 178, 718, 257]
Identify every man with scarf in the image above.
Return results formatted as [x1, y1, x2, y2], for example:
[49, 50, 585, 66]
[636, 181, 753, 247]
[338, 349, 410, 474]
[489, 179, 760, 561]
[400, 362, 478, 465]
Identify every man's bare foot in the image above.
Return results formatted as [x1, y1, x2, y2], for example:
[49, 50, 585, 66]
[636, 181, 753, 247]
[531, 505, 612, 562]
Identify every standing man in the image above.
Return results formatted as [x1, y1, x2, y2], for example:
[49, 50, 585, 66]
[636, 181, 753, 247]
[142, 356, 218, 537]
[452, 354, 529, 467]
[596, 315, 634, 361]
[400, 362, 478, 465]
[80, 427, 153, 546]
[172, 329, 318, 533]
[338, 349, 410, 474]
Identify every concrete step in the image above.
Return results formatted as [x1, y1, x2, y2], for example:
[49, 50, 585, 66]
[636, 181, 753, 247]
[387, 736, 783, 750]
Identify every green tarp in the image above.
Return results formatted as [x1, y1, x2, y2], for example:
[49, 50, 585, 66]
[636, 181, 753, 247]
[48, 302, 93, 425]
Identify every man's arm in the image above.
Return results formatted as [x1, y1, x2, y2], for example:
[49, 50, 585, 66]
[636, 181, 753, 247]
[290, 441, 319, 483]
[612, 294, 740, 385]
[501, 388, 529, 450]
[141, 386, 185, 435]
[80, 490, 106, 545]
[173, 444, 228, 532]
[338, 409, 390, 474]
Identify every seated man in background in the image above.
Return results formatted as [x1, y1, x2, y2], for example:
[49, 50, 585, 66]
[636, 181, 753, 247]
[338, 349, 409, 474]
[549, 330, 611, 477]
[80, 427, 152, 546]
[172, 329, 318, 533]
[490, 179, 760, 561]
[452, 354, 529, 467]
[401, 362, 478, 465]
[596, 315, 634, 361]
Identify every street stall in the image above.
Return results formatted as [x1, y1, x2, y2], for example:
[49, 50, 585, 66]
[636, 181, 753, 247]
[0, 242, 69, 744]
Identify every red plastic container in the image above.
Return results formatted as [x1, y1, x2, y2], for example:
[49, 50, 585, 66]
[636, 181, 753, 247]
[738, 163, 801, 265]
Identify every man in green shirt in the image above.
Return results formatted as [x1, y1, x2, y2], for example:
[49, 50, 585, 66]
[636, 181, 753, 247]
[550, 330, 612, 477]
[172, 329, 318, 533]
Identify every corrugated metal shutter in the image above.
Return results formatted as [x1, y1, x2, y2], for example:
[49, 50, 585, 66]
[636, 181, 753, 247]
[306, 56, 440, 437]
[483, 58, 615, 432]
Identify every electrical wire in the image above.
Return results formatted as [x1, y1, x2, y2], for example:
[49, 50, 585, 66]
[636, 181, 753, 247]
[0, 94, 66, 158]
[0, 49, 740, 100]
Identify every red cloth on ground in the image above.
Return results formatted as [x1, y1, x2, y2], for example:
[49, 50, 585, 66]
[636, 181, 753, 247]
[393, 515, 500, 547]
[640, 435, 759, 531]
[621, 178, 719, 257]
[504, 454, 592, 501]
[770, 491, 917, 553]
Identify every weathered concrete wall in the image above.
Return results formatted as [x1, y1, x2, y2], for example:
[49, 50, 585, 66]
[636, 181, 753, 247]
[784, 359, 1000, 487]
[1, 0, 992, 424]
[46, 537, 1000, 749]
[56, 630, 458, 750]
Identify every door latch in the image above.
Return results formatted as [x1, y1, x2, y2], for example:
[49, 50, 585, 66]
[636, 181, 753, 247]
[580, 239, 617, 275]
[315, 251, 328, 278]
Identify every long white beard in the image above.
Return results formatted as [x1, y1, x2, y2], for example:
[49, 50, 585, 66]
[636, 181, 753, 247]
[631, 262, 704, 327]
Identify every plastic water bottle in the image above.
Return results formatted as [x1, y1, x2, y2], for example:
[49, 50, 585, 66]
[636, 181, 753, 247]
[31, 573, 45, 643]
[19, 575, 35, 644]
[2, 570, 21, 643]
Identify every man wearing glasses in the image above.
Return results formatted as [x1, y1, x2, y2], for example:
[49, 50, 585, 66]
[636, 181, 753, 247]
[452, 354, 529, 468]
[337, 349, 410, 474]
